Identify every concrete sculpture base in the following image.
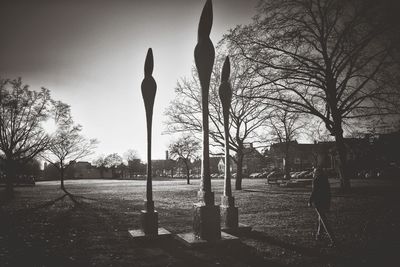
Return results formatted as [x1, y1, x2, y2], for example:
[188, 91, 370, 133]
[193, 203, 221, 241]
[129, 228, 171, 240]
[220, 205, 239, 229]
[140, 209, 158, 235]
[176, 231, 239, 248]
[221, 223, 252, 234]
[128, 210, 172, 240]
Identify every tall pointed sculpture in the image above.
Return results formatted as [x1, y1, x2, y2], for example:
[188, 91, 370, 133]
[129, 48, 170, 239]
[141, 48, 158, 235]
[140, 48, 158, 235]
[192, 0, 221, 241]
[219, 56, 239, 229]
[177, 0, 240, 246]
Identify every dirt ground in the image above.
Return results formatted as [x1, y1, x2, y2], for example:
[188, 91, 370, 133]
[0, 178, 399, 267]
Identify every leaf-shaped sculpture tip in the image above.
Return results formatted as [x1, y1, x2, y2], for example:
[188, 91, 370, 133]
[219, 56, 232, 109]
[221, 56, 230, 82]
[198, 0, 213, 41]
[141, 48, 157, 106]
[144, 48, 154, 77]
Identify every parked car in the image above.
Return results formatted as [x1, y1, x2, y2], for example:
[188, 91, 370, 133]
[291, 171, 302, 179]
[249, 173, 260, 178]
[267, 171, 283, 183]
[211, 173, 219, 179]
[303, 170, 314, 179]
[297, 170, 311, 179]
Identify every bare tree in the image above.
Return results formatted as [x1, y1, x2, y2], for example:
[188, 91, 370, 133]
[124, 149, 141, 178]
[168, 135, 200, 184]
[104, 153, 123, 178]
[0, 78, 52, 196]
[93, 155, 108, 178]
[267, 109, 306, 178]
[224, 0, 400, 190]
[165, 55, 269, 190]
[41, 102, 97, 191]
[124, 149, 139, 162]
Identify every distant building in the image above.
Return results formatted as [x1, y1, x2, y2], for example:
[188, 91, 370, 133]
[217, 143, 266, 175]
[218, 158, 237, 173]
[151, 151, 176, 177]
[68, 161, 112, 179]
[210, 157, 223, 174]
[266, 141, 317, 171]
[185, 156, 223, 176]
[241, 143, 267, 175]
[127, 159, 145, 178]
[264, 132, 400, 174]
[367, 131, 400, 166]
[152, 159, 175, 177]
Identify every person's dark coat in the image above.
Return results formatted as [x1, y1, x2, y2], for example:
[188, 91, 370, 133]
[309, 168, 331, 211]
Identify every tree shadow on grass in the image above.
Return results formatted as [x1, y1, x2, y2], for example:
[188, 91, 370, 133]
[24, 189, 84, 211]
[30, 188, 102, 211]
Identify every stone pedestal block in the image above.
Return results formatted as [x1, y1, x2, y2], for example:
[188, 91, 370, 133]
[140, 210, 158, 236]
[129, 228, 171, 240]
[221, 205, 239, 229]
[193, 203, 221, 241]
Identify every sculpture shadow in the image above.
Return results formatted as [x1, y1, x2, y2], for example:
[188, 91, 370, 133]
[135, 236, 286, 267]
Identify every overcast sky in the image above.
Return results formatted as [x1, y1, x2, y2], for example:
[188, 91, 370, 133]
[0, 0, 258, 161]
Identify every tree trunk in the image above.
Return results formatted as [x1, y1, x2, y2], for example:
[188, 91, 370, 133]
[334, 133, 351, 191]
[60, 168, 66, 192]
[326, 74, 351, 191]
[284, 142, 291, 179]
[235, 150, 244, 190]
[185, 161, 190, 185]
[4, 159, 16, 198]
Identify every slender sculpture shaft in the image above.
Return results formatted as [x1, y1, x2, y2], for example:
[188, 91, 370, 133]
[195, 0, 214, 200]
[146, 115, 152, 202]
[219, 57, 232, 197]
[141, 48, 157, 210]
[223, 118, 231, 196]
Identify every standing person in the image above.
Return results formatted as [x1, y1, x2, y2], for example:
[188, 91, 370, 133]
[309, 167, 336, 246]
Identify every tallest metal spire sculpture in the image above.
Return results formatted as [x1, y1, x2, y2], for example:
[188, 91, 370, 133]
[192, 0, 221, 241]
[142, 48, 156, 214]
[195, 0, 214, 205]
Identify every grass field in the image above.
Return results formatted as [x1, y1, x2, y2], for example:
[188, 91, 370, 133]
[0, 178, 399, 266]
